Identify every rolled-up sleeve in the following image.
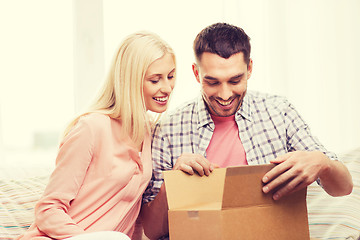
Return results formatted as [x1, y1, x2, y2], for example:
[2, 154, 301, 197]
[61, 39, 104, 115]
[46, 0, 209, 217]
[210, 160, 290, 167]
[284, 101, 338, 161]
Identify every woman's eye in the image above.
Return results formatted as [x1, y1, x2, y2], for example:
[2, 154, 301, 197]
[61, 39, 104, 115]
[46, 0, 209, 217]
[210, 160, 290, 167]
[148, 78, 159, 84]
[168, 75, 174, 80]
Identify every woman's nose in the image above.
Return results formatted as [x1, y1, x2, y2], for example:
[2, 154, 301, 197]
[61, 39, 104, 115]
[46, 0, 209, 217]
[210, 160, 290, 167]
[161, 80, 173, 94]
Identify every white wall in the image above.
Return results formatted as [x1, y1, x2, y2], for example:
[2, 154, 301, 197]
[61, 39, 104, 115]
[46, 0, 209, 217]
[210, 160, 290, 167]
[226, 0, 360, 153]
[0, 0, 74, 171]
[101, 0, 227, 110]
[0, 0, 74, 150]
[73, 0, 105, 111]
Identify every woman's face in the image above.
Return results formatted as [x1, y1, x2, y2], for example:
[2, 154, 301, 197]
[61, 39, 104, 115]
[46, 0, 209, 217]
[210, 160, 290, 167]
[143, 53, 176, 113]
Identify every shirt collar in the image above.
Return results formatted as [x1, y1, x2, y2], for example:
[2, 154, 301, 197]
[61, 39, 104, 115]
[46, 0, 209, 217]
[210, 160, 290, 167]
[235, 92, 252, 122]
[197, 95, 213, 129]
[197, 93, 253, 129]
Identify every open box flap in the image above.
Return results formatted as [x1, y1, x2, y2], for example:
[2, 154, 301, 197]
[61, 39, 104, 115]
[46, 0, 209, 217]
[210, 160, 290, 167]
[222, 164, 275, 209]
[164, 168, 226, 210]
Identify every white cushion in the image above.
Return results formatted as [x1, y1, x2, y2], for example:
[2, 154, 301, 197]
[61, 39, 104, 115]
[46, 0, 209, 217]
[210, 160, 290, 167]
[307, 147, 360, 240]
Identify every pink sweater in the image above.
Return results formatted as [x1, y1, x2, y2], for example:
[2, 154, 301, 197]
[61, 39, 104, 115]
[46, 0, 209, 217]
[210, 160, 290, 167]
[17, 113, 152, 239]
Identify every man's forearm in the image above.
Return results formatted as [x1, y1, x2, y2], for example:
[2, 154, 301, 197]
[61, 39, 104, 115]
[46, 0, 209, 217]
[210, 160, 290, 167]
[319, 153, 353, 196]
[141, 184, 169, 240]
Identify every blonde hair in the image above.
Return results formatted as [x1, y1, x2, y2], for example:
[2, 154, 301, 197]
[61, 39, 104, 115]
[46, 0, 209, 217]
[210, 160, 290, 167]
[63, 31, 175, 147]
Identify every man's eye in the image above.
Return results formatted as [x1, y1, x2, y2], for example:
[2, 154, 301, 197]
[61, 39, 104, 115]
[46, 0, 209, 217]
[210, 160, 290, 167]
[230, 80, 240, 85]
[207, 81, 219, 86]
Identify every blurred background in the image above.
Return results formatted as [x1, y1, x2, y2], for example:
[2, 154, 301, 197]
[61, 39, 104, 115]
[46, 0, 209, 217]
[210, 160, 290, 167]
[1, 0, 359, 176]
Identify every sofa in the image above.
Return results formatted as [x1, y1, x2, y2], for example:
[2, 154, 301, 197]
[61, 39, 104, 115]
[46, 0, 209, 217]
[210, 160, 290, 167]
[1, 147, 359, 240]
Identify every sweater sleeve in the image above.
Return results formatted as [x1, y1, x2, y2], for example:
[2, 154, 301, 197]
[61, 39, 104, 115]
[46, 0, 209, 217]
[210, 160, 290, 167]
[34, 117, 94, 239]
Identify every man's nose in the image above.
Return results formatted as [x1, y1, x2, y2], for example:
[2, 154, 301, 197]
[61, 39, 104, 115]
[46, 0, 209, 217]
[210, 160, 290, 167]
[218, 84, 232, 100]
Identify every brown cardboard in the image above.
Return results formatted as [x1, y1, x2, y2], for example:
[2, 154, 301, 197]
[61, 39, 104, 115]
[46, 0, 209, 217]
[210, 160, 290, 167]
[164, 164, 310, 240]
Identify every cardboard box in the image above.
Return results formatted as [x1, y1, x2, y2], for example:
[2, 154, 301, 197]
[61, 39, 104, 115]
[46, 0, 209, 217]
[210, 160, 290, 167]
[164, 164, 310, 240]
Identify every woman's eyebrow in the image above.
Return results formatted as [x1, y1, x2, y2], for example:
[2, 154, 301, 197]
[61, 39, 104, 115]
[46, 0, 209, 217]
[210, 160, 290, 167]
[169, 68, 176, 74]
[146, 73, 162, 78]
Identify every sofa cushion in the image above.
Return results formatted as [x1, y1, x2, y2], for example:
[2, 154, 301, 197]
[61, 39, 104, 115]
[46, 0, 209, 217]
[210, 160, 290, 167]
[0, 175, 48, 239]
[307, 147, 360, 240]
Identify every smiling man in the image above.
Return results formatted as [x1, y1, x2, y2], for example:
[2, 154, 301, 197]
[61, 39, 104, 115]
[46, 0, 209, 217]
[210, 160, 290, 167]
[194, 51, 251, 117]
[141, 23, 353, 240]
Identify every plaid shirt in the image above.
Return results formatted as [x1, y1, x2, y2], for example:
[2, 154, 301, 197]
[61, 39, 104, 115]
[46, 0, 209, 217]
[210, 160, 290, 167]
[143, 91, 337, 204]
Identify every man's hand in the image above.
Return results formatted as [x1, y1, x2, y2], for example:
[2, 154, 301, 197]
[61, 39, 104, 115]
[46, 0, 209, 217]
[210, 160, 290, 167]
[262, 151, 331, 200]
[173, 153, 217, 176]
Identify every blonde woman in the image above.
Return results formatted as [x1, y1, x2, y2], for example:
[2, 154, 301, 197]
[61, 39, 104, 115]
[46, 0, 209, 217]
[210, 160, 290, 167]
[17, 31, 176, 240]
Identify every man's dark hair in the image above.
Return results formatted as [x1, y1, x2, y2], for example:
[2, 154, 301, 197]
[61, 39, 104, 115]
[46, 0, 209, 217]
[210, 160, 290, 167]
[193, 22, 251, 64]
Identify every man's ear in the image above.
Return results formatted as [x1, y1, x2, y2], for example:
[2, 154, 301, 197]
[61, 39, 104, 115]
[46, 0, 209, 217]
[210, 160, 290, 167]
[192, 63, 201, 83]
[247, 58, 253, 80]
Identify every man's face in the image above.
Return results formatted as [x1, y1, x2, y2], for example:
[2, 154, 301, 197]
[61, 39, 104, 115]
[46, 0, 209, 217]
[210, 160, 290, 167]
[192, 52, 252, 117]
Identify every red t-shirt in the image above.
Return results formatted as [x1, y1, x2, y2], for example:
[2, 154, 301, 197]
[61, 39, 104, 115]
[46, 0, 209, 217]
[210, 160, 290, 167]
[206, 114, 247, 167]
